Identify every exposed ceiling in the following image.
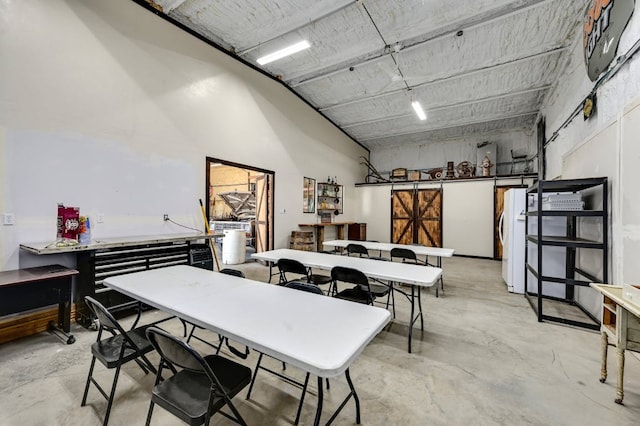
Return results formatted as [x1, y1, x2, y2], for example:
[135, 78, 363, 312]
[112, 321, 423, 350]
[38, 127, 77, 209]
[141, 0, 587, 150]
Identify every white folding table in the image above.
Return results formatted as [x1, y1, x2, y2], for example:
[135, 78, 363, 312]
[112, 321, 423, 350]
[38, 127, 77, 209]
[323, 239, 454, 296]
[104, 265, 390, 425]
[251, 248, 442, 353]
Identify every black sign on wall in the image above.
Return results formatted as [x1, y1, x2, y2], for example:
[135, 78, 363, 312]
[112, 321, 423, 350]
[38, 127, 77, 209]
[583, 0, 635, 81]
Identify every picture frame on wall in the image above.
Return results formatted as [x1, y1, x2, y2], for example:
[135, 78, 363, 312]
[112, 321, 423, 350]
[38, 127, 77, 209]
[303, 177, 315, 213]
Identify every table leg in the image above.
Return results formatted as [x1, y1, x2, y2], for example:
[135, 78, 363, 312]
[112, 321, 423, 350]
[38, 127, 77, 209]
[418, 287, 424, 330]
[436, 257, 444, 297]
[60, 278, 72, 332]
[316, 227, 325, 252]
[408, 286, 415, 353]
[344, 369, 361, 425]
[599, 331, 608, 383]
[50, 280, 75, 344]
[615, 347, 625, 404]
[314, 376, 324, 426]
[324, 368, 360, 425]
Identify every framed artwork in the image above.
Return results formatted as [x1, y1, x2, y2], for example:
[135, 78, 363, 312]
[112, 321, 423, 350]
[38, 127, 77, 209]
[303, 177, 316, 213]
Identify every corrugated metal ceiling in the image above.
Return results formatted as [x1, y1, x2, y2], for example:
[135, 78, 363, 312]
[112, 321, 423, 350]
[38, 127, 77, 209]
[142, 0, 587, 150]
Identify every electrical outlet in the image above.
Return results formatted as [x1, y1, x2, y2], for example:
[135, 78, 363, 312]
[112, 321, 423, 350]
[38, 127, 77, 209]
[3, 213, 14, 225]
[95, 213, 104, 223]
[163, 214, 169, 221]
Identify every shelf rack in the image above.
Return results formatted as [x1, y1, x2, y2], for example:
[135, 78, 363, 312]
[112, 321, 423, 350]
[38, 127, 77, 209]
[524, 177, 608, 330]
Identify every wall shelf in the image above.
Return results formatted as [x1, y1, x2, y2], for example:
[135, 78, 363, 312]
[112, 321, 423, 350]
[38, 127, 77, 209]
[317, 182, 343, 218]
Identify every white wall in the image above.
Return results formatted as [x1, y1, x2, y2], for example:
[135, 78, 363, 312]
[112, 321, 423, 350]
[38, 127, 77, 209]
[370, 129, 534, 176]
[541, 1, 640, 289]
[0, 0, 367, 269]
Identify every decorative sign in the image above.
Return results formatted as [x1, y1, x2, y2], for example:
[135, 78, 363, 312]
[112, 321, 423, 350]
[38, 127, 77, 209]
[583, 0, 635, 81]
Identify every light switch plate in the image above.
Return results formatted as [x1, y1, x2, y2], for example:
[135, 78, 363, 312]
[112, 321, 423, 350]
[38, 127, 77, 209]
[3, 213, 14, 225]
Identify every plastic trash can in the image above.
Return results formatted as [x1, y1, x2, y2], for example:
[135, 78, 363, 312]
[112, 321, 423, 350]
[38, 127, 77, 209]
[222, 229, 246, 264]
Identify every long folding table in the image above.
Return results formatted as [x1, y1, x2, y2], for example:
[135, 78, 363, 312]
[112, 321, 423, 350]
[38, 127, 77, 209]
[323, 240, 454, 297]
[251, 248, 442, 353]
[104, 265, 390, 425]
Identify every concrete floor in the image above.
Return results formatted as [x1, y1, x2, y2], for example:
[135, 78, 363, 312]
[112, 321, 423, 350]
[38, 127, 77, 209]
[1, 256, 639, 425]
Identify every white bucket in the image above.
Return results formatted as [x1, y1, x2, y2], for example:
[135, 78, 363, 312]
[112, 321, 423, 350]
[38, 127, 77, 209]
[222, 229, 246, 265]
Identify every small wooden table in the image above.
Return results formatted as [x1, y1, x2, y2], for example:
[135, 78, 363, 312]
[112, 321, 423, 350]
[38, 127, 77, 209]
[590, 283, 640, 404]
[298, 222, 355, 252]
[0, 265, 78, 344]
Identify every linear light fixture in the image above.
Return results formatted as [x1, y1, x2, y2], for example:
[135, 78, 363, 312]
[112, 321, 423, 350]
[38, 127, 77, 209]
[411, 101, 427, 120]
[256, 40, 311, 65]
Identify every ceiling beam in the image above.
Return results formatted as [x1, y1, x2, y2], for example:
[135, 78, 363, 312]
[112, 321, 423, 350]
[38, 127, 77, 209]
[319, 47, 565, 111]
[286, 0, 550, 85]
[236, 0, 356, 56]
[357, 111, 539, 142]
[340, 85, 551, 129]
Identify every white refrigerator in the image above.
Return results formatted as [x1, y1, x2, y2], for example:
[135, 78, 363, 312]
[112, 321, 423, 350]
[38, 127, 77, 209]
[500, 188, 526, 294]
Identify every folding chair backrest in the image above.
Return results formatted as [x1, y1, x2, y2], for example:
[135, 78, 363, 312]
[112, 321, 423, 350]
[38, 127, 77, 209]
[346, 243, 369, 257]
[390, 247, 418, 262]
[146, 326, 207, 374]
[285, 280, 324, 295]
[220, 268, 245, 278]
[331, 266, 369, 288]
[84, 296, 126, 335]
[277, 258, 308, 276]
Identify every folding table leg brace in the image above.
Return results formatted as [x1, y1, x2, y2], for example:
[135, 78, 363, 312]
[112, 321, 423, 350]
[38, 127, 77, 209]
[314, 368, 361, 426]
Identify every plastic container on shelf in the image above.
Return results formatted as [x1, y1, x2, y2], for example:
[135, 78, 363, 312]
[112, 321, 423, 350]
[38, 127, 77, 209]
[222, 229, 246, 264]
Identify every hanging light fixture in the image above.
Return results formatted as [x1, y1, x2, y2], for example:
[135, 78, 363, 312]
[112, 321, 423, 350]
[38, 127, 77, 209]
[257, 40, 311, 65]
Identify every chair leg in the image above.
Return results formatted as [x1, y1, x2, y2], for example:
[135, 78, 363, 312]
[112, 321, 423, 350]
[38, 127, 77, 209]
[145, 401, 155, 426]
[81, 356, 97, 406]
[103, 364, 123, 426]
[186, 323, 198, 343]
[246, 352, 264, 399]
[222, 399, 248, 426]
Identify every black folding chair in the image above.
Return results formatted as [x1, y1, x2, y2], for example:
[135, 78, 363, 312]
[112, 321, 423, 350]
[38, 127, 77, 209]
[391, 247, 444, 296]
[276, 258, 332, 288]
[81, 296, 157, 426]
[246, 280, 327, 425]
[330, 266, 376, 305]
[145, 327, 251, 426]
[345, 242, 387, 261]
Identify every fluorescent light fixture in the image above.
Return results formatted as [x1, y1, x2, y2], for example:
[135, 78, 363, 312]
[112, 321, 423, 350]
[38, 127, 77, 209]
[411, 101, 427, 120]
[257, 40, 311, 65]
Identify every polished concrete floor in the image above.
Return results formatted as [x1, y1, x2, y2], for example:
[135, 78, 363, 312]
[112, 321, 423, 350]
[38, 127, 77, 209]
[1, 256, 639, 425]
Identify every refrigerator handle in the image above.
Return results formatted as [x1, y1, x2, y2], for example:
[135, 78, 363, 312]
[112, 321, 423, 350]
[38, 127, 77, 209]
[498, 210, 505, 245]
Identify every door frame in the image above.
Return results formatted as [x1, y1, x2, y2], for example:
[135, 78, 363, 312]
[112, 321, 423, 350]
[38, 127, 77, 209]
[205, 157, 275, 252]
[494, 184, 528, 260]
